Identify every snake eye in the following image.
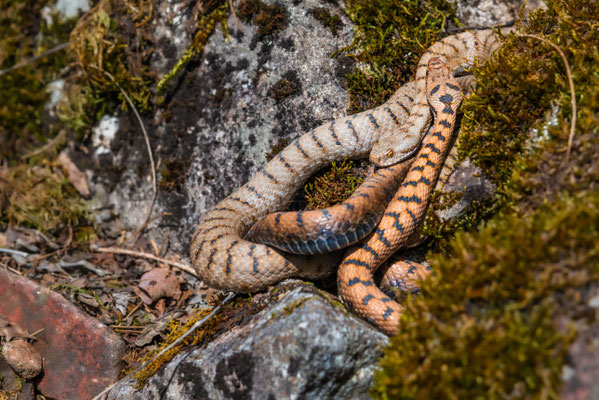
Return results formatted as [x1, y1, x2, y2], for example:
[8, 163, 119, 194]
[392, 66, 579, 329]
[386, 149, 394, 158]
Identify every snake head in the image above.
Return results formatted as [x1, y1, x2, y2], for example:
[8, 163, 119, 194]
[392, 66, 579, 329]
[369, 132, 420, 167]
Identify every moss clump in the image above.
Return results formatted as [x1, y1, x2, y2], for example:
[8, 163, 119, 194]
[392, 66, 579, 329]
[0, 1, 76, 160]
[131, 307, 213, 388]
[310, 7, 343, 36]
[341, 0, 457, 113]
[69, 0, 156, 114]
[237, 0, 288, 37]
[304, 159, 367, 210]
[373, 0, 599, 397]
[0, 164, 88, 234]
[372, 192, 596, 398]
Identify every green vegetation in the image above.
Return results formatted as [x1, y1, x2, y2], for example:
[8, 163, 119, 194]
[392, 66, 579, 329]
[0, 164, 88, 234]
[156, 2, 229, 93]
[0, 0, 76, 160]
[372, 0, 599, 397]
[271, 78, 299, 100]
[341, 0, 458, 113]
[310, 7, 343, 36]
[237, 0, 288, 37]
[304, 159, 367, 210]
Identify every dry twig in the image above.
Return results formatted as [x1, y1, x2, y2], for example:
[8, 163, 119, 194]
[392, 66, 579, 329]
[518, 33, 577, 161]
[93, 246, 196, 277]
[0, 42, 69, 76]
[98, 69, 158, 243]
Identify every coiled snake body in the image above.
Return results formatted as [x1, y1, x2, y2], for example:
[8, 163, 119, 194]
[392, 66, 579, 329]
[338, 58, 463, 335]
[191, 29, 502, 333]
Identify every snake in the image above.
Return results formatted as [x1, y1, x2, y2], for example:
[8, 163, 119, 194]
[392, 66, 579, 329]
[337, 57, 464, 336]
[190, 29, 501, 332]
[369, 28, 504, 166]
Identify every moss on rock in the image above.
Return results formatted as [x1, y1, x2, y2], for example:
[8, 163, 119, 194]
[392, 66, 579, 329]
[0, 0, 76, 160]
[341, 0, 457, 113]
[372, 0, 599, 397]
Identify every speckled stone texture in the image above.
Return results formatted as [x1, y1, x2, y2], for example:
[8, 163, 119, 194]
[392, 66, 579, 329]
[105, 285, 388, 400]
[89, 0, 355, 253]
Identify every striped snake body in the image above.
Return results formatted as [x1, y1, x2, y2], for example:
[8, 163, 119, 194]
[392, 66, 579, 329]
[191, 29, 501, 333]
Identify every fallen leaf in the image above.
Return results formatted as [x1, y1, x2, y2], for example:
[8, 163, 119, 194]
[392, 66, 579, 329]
[134, 268, 183, 305]
[58, 150, 89, 197]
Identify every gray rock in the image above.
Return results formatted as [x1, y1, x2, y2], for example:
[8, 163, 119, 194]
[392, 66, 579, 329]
[436, 159, 496, 222]
[106, 284, 388, 400]
[90, 0, 355, 254]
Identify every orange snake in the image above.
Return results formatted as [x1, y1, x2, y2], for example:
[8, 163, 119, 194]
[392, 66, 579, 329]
[190, 30, 499, 333]
[337, 57, 463, 335]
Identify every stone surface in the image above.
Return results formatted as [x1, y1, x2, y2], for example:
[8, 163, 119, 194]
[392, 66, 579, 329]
[2, 339, 42, 380]
[436, 159, 496, 222]
[105, 284, 388, 400]
[88, 0, 355, 254]
[0, 268, 126, 399]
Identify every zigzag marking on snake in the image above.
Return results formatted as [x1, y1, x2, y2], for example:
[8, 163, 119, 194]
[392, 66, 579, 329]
[370, 29, 506, 167]
[190, 29, 500, 327]
[337, 57, 464, 335]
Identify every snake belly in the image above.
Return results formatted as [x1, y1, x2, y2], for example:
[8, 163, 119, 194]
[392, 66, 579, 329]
[337, 57, 464, 336]
[190, 81, 420, 292]
[370, 28, 505, 166]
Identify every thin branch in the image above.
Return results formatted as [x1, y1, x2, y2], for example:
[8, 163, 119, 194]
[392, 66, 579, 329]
[229, 0, 242, 32]
[0, 248, 30, 258]
[93, 246, 196, 277]
[21, 129, 67, 160]
[0, 42, 69, 76]
[98, 69, 158, 242]
[518, 33, 577, 162]
[90, 292, 235, 400]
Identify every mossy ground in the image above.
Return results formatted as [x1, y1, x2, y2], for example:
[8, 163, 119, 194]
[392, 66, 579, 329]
[372, 0, 599, 397]
[0, 0, 76, 160]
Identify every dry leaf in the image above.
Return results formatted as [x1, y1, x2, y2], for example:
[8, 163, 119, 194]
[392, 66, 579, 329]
[58, 150, 90, 197]
[134, 268, 183, 305]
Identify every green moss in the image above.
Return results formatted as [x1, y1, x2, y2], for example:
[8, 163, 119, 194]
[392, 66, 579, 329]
[310, 7, 343, 36]
[157, 2, 229, 93]
[279, 297, 311, 316]
[372, 191, 596, 398]
[237, 0, 288, 37]
[304, 159, 367, 210]
[0, 1, 76, 160]
[340, 0, 457, 113]
[0, 164, 88, 235]
[373, 0, 599, 397]
[69, 0, 156, 113]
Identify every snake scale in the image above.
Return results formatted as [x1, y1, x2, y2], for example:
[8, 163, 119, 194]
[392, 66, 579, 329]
[191, 29, 503, 334]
